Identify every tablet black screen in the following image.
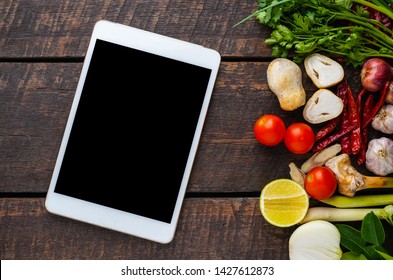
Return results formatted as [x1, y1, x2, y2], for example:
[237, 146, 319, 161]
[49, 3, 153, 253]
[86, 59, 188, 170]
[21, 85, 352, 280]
[54, 39, 212, 223]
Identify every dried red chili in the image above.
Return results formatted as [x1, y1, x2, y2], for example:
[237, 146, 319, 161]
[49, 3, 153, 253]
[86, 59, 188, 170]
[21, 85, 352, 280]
[340, 105, 351, 154]
[336, 81, 350, 154]
[357, 94, 374, 165]
[362, 81, 390, 129]
[315, 117, 340, 141]
[346, 83, 361, 155]
[313, 124, 356, 152]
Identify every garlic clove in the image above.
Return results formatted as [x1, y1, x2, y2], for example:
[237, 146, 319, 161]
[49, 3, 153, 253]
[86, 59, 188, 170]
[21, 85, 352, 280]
[304, 53, 344, 88]
[289, 220, 342, 260]
[365, 137, 393, 176]
[303, 89, 344, 124]
[371, 104, 393, 134]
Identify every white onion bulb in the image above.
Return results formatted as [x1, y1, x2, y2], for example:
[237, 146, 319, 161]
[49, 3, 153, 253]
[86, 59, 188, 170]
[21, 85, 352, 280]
[289, 220, 342, 260]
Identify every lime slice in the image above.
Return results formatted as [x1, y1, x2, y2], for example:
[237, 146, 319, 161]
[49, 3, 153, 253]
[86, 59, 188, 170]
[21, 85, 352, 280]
[260, 179, 309, 227]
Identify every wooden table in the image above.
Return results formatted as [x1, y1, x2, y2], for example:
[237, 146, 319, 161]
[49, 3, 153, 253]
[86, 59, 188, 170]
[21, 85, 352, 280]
[1, 0, 392, 260]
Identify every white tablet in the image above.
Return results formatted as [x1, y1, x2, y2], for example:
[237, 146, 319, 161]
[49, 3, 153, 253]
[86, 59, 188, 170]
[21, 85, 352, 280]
[45, 20, 221, 243]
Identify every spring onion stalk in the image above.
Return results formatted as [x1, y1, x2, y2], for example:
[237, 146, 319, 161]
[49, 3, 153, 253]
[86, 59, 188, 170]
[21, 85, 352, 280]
[320, 194, 393, 208]
[300, 205, 393, 225]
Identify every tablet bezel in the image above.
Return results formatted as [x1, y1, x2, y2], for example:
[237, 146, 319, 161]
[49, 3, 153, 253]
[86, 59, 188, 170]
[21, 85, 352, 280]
[45, 20, 220, 243]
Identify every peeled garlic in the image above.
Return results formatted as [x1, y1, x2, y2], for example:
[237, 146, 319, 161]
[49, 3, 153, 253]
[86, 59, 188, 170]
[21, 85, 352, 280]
[289, 220, 342, 260]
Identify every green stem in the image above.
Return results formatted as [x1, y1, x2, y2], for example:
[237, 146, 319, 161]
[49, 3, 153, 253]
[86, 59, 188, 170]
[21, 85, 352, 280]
[352, 0, 393, 20]
[233, 0, 291, 27]
[334, 15, 393, 51]
[321, 194, 393, 208]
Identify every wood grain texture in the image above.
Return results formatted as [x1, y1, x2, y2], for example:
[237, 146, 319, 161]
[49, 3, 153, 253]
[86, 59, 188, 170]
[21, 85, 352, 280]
[2, 0, 392, 261]
[0, 197, 291, 259]
[0, 0, 269, 58]
[0, 62, 368, 194]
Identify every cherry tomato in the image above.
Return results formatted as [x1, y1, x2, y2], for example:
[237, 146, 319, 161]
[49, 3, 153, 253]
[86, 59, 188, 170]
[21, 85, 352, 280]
[304, 166, 337, 200]
[254, 114, 286, 146]
[284, 122, 315, 154]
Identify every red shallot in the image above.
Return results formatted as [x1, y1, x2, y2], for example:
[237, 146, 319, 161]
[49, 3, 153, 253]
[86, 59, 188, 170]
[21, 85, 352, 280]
[360, 58, 392, 92]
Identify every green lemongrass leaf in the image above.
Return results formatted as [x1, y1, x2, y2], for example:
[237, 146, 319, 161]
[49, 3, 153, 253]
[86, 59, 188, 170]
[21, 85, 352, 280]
[341, 251, 367, 260]
[335, 224, 366, 254]
[361, 212, 385, 246]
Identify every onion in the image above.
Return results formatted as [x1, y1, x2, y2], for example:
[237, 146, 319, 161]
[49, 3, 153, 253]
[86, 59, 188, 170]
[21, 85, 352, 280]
[360, 58, 393, 92]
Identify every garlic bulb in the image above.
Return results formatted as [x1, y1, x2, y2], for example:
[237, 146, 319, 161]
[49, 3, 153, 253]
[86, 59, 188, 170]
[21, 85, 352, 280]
[372, 104, 393, 134]
[289, 220, 342, 260]
[366, 137, 393, 176]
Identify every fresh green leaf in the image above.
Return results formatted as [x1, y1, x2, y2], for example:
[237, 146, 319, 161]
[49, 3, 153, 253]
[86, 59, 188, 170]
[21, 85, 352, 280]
[335, 224, 366, 254]
[375, 249, 393, 260]
[363, 245, 385, 260]
[293, 14, 310, 30]
[341, 251, 367, 260]
[361, 212, 385, 246]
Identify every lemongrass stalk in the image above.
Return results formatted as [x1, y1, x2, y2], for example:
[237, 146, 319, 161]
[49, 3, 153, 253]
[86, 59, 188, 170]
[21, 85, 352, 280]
[320, 194, 393, 208]
[301, 207, 381, 223]
[300, 205, 393, 225]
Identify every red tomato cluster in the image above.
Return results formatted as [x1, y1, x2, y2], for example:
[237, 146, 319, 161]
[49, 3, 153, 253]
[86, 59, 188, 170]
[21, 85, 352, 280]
[254, 114, 337, 200]
[254, 115, 315, 154]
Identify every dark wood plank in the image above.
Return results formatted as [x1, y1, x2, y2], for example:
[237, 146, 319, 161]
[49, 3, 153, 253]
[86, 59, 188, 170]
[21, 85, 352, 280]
[2, 198, 393, 259]
[0, 63, 79, 193]
[0, 62, 366, 194]
[0, 197, 290, 259]
[0, 0, 269, 58]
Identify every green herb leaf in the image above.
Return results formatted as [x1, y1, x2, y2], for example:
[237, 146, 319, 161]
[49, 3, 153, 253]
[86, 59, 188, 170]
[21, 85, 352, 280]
[363, 245, 385, 260]
[361, 212, 385, 246]
[335, 224, 366, 254]
[236, 0, 393, 66]
[375, 249, 393, 260]
[340, 251, 367, 260]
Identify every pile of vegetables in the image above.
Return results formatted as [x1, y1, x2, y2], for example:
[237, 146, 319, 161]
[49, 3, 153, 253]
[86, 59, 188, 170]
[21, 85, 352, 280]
[262, 54, 393, 259]
[241, 0, 393, 260]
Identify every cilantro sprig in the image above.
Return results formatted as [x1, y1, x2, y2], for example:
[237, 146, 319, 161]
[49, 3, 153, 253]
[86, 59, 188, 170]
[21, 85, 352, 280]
[235, 0, 393, 66]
